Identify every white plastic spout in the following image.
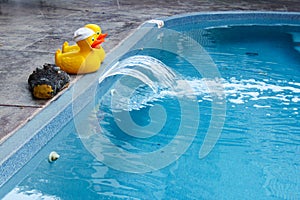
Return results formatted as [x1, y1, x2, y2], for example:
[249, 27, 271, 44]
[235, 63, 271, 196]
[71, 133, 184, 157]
[147, 19, 164, 28]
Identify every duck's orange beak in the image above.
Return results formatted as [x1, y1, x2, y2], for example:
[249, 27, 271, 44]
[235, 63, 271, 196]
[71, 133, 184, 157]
[97, 33, 107, 41]
[91, 33, 107, 48]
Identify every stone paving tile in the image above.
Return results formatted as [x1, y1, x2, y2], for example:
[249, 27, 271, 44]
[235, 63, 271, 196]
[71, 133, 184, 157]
[0, 50, 53, 106]
[0, 106, 38, 141]
[1, 0, 300, 141]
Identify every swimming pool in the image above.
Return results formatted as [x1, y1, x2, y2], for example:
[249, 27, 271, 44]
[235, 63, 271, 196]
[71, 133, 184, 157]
[1, 12, 300, 199]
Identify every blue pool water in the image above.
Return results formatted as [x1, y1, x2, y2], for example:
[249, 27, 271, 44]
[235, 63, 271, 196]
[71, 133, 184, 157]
[1, 13, 300, 199]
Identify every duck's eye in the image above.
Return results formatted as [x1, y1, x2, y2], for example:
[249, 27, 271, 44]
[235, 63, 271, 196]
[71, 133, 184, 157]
[92, 38, 95, 41]
[97, 31, 100, 35]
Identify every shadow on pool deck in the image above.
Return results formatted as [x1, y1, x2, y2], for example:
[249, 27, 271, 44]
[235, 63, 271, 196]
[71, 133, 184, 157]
[0, 0, 300, 142]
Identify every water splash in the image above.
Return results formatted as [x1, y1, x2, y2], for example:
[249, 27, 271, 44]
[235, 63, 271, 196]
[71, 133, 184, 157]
[99, 56, 300, 112]
[176, 77, 300, 106]
[98, 55, 179, 111]
[99, 55, 177, 90]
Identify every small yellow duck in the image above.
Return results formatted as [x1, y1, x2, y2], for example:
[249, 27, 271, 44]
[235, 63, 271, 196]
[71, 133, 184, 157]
[62, 24, 107, 63]
[55, 27, 106, 74]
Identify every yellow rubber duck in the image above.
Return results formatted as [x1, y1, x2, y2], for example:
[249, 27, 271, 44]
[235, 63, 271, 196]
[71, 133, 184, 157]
[61, 24, 107, 63]
[55, 27, 105, 74]
[62, 25, 107, 51]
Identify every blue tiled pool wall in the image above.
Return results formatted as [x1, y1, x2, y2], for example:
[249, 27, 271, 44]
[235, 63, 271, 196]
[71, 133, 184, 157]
[0, 82, 97, 188]
[1, 11, 300, 192]
[0, 104, 72, 187]
[163, 12, 300, 29]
